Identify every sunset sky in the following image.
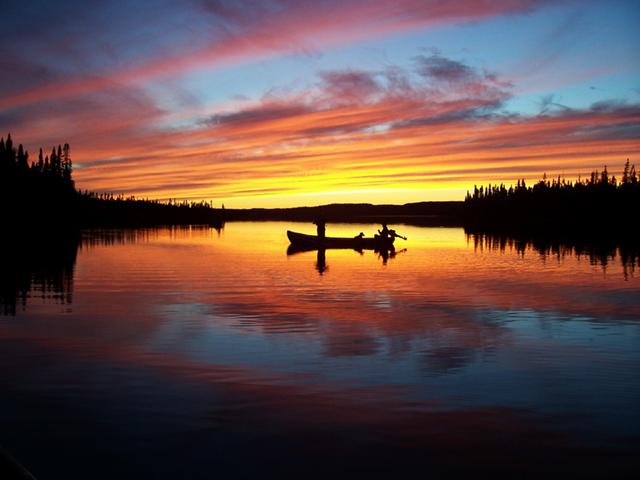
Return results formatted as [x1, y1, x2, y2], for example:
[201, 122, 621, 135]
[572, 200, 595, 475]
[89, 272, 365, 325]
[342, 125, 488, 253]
[1, 0, 639, 207]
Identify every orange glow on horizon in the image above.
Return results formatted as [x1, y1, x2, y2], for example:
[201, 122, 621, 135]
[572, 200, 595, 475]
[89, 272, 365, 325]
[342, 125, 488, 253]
[64, 99, 639, 208]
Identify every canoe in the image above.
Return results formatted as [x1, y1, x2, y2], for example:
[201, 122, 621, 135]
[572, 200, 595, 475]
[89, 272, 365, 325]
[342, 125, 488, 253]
[287, 230, 395, 250]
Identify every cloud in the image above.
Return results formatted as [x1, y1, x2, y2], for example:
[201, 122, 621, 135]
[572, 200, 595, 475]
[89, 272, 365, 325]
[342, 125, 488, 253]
[200, 55, 513, 140]
[0, 0, 563, 110]
[68, 57, 638, 204]
[319, 70, 383, 104]
[537, 94, 571, 115]
[415, 55, 476, 83]
[0, 52, 59, 94]
[206, 104, 311, 128]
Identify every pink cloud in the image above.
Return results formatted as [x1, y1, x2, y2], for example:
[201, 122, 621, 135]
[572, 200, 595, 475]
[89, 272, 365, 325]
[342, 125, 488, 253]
[0, 0, 561, 110]
[5, 51, 637, 207]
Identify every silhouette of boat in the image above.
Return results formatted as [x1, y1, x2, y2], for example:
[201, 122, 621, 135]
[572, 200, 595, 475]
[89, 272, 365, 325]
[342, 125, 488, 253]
[287, 230, 395, 250]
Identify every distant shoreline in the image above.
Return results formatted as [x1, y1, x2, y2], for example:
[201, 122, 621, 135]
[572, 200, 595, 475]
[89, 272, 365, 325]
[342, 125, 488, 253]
[219, 201, 464, 226]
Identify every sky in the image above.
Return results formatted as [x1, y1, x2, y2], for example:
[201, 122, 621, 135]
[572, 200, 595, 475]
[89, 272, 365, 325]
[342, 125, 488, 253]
[1, 0, 639, 207]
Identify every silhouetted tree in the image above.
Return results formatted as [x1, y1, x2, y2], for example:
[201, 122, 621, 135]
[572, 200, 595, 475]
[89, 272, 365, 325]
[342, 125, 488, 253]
[464, 161, 639, 237]
[0, 134, 219, 228]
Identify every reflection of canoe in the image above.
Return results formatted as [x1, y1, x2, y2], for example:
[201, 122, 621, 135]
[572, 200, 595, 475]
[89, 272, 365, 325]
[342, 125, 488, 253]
[287, 230, 395, 250]
[286, 244, 399, 256]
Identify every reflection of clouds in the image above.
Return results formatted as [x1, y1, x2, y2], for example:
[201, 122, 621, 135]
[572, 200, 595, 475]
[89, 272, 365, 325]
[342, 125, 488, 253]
[0, 322, 636, 478]
[323, 334, 381, 357]
[363, 291, 393, 310]
[1, 224, 639, 478]
[419, 345, 476, 376]
[196, 285, 512, 365]
[4, 226, 639, 376]
[5, 224, 637, 374]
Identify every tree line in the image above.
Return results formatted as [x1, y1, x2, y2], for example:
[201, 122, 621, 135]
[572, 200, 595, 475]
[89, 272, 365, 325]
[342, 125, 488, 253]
[464, 160, 639, 236]
[0, 134, 74, 185]
[0, 134, 224, 228]
[0, 134, 76, 227]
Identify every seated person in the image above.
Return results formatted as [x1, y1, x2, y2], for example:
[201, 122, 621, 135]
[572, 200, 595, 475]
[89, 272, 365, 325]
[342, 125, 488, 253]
[378, 223, 390, 239]
[313, 219, 326, 238]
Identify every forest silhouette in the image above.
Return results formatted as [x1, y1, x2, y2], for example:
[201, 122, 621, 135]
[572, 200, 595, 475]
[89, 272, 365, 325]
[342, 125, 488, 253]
[464, 160, 639, 235]
[462, 161, 639, 280]
[0, 134, 223, 228]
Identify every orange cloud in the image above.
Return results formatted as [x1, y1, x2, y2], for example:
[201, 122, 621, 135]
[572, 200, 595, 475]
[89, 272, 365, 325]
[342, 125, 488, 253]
[5, 54, 638, 207]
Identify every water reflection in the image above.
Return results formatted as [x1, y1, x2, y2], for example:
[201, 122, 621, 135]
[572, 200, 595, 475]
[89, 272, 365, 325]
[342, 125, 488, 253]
[3, 225, 638, 317]
[376, 247, 406, 265]
[468, 232, 640, 279]
[1, 226, 223, 315]
[287, 244, 406, 273]
[316, 249, 327, 274]
[0, 223, 639, 478]
[0, 232, 78, 315]
[80, 224, 218, 247]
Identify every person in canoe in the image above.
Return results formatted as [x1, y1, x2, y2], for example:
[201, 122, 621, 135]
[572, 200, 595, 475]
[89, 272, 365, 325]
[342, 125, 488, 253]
[378, 223, 390, 239]
[377, 223, 407, 241]
[313, 218, 326, 238]
[388, 227, 407, 240]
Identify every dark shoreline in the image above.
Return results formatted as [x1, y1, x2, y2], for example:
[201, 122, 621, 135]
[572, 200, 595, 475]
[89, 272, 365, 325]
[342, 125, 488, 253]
[219, 201, 464, 226]
[4, 200, 466, 229]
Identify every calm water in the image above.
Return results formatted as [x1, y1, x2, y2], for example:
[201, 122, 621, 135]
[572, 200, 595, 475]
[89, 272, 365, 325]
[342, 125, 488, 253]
[1, 223, 639, 478]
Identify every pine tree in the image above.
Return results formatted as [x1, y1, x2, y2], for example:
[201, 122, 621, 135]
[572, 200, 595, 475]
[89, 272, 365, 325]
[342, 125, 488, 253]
[5, 134, 15, 166]
[62, 143, 73, 185]
[17, 144, 29, 171]
[622, 159, 630, 184]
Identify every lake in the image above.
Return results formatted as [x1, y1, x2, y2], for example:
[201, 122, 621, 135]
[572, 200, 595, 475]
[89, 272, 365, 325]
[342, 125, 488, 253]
[1, 223, 639, 478]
